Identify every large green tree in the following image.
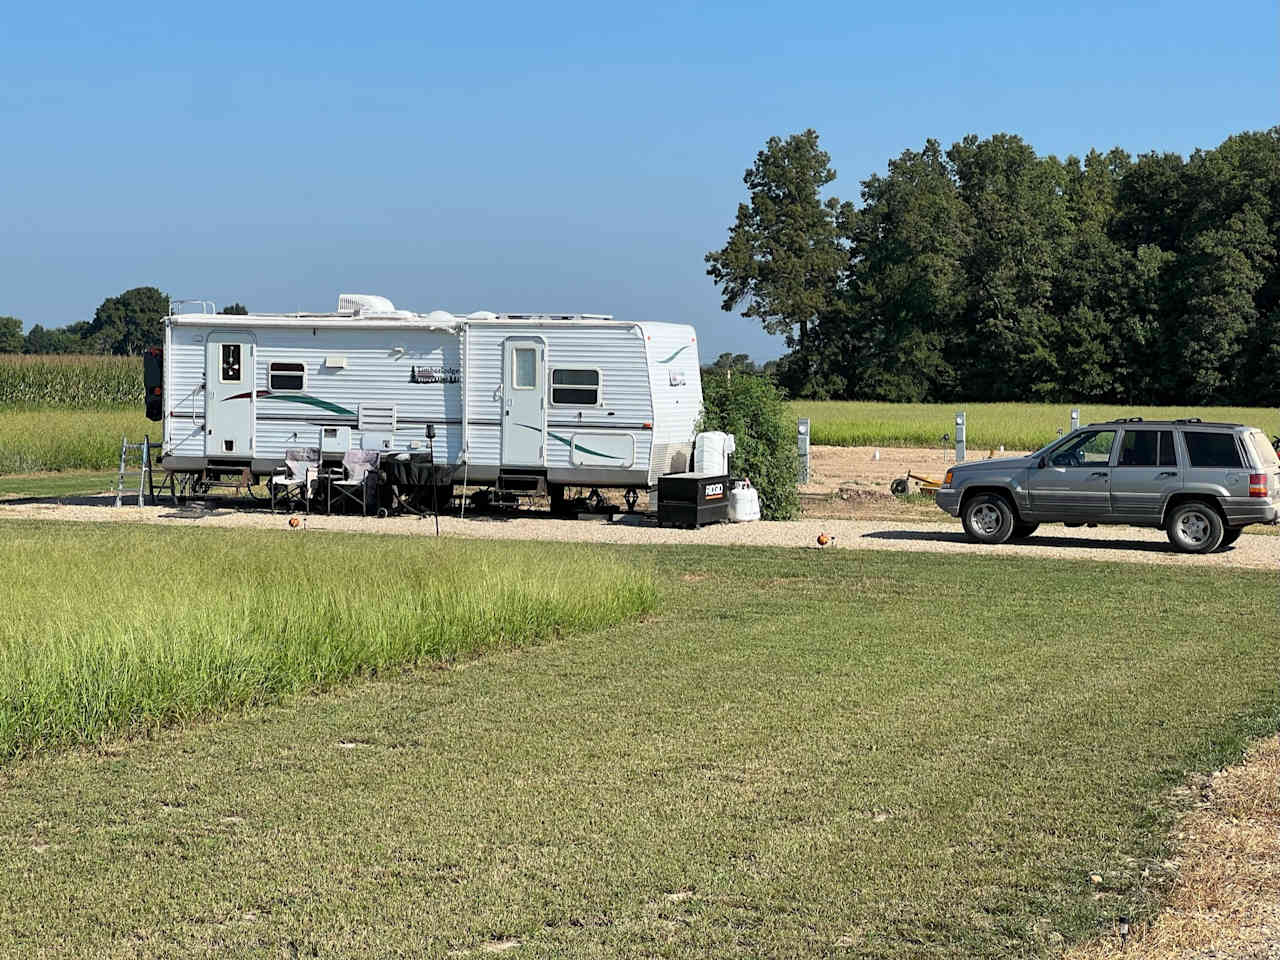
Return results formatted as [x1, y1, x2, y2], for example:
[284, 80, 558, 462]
[22, 323, 85, 354]
[705, 130, 849, 397]
[716, 126, 1280, 404]
[840, 139, 969, 400]
[0, 317, 23, 354]
[85, 287, 169, 355]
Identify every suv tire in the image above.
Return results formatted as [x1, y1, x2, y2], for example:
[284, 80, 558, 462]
[1166, 501, 1224, 554]
[961, 493, 1015, 545]
[1010, 521, 1039, 540]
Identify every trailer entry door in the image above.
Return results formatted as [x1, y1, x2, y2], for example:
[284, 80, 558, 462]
[501, 337, 545, 467]
[205, 333, 255, 457]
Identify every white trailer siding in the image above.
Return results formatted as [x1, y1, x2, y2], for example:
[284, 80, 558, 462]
[160, 306, 697, 493]
[461, 320, 654, 484]
[640, 323, 702, 484]
[166, 323, 464, 464]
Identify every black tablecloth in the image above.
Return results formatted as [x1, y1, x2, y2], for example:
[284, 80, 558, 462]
[382, 453, 436, 487]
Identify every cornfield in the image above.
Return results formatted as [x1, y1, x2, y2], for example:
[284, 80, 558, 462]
[0, 354, 143, 408]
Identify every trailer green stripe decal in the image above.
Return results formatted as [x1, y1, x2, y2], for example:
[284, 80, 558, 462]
[224, 390, 356, 417]
[658, 344, 689, 363]
[517, 424, 624, 460]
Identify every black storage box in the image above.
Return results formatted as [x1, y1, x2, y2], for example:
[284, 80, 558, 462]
[657, 472, 729, 528]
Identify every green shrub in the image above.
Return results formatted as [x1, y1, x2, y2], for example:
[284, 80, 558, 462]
[700, 371, 798, 520]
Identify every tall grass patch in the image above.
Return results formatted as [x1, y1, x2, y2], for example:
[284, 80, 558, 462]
[0, 409, 156, 474]
[0, 354, 142, 408]
[790, 401, 1280, 450]
[0, 522, 655, 760]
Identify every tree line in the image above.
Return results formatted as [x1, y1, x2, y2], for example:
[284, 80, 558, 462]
[0, 290, 247, 355]
[707, 127, 1280, 404]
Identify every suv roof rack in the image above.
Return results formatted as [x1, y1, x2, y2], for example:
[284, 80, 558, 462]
[1086, 417, 1245, 428]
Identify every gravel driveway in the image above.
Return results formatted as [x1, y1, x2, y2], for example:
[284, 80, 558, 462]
[2, 498, 1276, 571]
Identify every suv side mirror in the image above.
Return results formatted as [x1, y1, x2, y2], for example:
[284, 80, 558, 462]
[1037, 456, 1046, 469]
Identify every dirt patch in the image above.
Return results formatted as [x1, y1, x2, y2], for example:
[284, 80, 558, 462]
[1068, 736, 1280, 959]
[798, 446, 1027, 522]
[802, 444, 1028, 494]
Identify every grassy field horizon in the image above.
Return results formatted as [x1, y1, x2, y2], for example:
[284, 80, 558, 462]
[1, 529, 1276, 957]
[2, 352, 1278, 471]
[789, 401, 1280, 450]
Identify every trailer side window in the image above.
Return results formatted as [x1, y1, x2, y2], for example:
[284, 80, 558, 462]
[268, 361, 306, 391]
[551, 368, 600, 406]
[220, 344, 242, 383]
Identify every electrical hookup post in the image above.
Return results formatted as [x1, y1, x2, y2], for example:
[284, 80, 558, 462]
[1071, 408, 1080, 433]
[797, 418, 811, 484]
[955, 411, 966, 463]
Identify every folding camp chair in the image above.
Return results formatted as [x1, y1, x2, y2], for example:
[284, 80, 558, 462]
[326, 449, 380, 515]
[270, 447, 319, 513]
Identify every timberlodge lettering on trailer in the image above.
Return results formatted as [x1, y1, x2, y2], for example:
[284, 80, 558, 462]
[409, 366, 461, 384]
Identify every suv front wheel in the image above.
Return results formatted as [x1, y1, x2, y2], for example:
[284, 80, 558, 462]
[961, 493, 1015, 545]
[1166, 501, 1224, 554]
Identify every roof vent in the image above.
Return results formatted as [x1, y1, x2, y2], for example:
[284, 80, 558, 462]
[338, 294, 397, 315]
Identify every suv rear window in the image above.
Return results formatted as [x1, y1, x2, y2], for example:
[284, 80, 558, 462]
[1248, 431, 1280, 470]
[1184, 431, 1244, 469]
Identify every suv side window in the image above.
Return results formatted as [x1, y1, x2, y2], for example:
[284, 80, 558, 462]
[1118, 429, 1178, 467]
[1117, 430, 1157, 466]
[1049, 429, 1116, 467]
[1184, 431, 1243, 469]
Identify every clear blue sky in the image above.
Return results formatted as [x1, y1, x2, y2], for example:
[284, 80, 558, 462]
[1, 1, 1275, 360]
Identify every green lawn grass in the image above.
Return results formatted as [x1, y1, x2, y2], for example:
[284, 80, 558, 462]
[0, 470, 120, 498]
[0, 523, 654, 760]
[790, 401, 1280, 450]
[1, 530, 1276, 958]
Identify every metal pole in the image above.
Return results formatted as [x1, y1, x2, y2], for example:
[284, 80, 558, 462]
[114, 435, 127, 507]
[1070, 408, 1080, 433]
[955, 412, 966, 463]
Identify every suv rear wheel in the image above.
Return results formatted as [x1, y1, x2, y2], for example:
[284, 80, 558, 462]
[961, 493, 1015, 545]
[1166, 500, 1224, 554]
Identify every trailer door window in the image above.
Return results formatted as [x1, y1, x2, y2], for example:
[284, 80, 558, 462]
[219, 344, 243, 383]
[551, 368, 601, 406]
[268, 361, 306, 391]
[513, 347, 537, 389]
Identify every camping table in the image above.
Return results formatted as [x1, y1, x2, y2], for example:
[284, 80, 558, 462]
[380, 452, 437, 517]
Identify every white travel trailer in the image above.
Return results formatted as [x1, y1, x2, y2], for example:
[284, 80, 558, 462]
[151, 295, 703, 503]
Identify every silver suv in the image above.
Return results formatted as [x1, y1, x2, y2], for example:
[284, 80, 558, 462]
[935, 419, 1280, 553]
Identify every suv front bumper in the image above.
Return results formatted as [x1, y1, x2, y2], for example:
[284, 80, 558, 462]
[935, 488, 962, 517]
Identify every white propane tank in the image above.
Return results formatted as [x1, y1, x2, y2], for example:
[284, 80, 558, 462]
[693, 431, 736, 476]
[728, 480, 760, 522]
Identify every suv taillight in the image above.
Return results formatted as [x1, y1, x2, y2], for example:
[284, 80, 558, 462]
[1249, 473, 1267, 497]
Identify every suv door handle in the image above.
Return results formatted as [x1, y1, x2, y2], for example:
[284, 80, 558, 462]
[1158, 471, 1178, 477]
[1090, 471, 1108, 477]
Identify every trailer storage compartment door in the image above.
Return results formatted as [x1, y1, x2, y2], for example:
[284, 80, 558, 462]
[567, 432, 634, 468]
